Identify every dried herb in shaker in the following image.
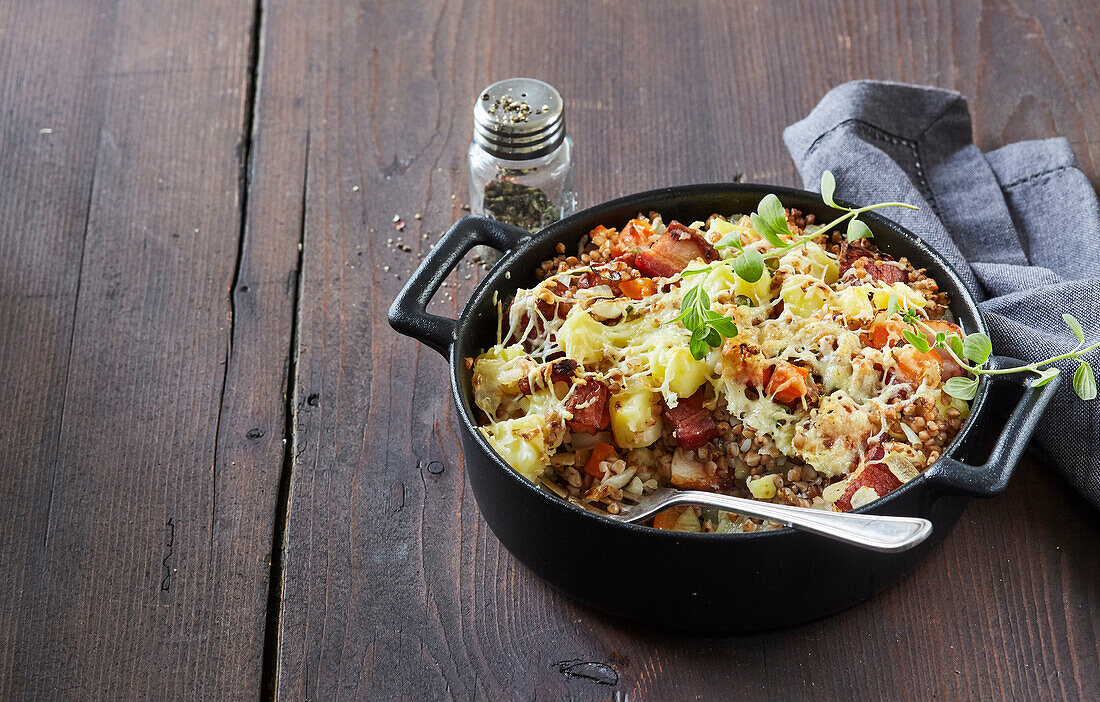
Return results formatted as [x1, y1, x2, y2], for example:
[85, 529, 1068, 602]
[468, 78, 575, 247]
[482, 172, 560, 232]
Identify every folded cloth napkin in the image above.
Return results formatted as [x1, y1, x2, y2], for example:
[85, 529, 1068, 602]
[784, 80, 1100, 509]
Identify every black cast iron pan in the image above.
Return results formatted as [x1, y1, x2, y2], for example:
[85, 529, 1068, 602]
[389, 184, 1059, 632]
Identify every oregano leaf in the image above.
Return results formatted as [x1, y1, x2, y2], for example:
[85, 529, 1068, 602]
[846, 218, 873, 242]
[697, 286, 711, 309]
[821, 170, 838, 208]
[1063, 313, 1085, 342]
[750, 213, 787, 249]
[717, 233, 744, 251]
[902, 329, 931, 353]
[1074, 360, 1097, 400]
[710, 316, 738, 338]
[948, 335, 965, 360]
[704, 327, 722, 347]
[758, 193, 786, 229]
[682, 284, 698, 307]
[944, 376, 979, 400]
[886, 294, 900, 317]
[753, 194, 792, 247]
[689, 332, 707, 361]
[962, 333, 992, 364]
[681, 266, 713, 277]
[734, 248, 765, 283]
[1030, 367, 1060, 388]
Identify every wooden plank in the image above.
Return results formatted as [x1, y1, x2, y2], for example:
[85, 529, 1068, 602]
[0, 0, 293, 698]
[0, 0, 117, 692]
[272, 0, 1100, 699]
[234, 0, 314, 696]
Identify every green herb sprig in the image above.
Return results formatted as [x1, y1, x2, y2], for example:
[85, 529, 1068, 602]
[676, 171, 920, 357]
[666, 275, 739, 360]
[715, 230, 766, 283]
[718, 172, 920, 283]
[892, 300, 1097, 401]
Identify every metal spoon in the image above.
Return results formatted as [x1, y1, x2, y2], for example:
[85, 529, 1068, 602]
[597, 486, 932, 552]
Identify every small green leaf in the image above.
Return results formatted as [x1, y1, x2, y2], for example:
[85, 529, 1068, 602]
[704, 327, 722, 347]
[886, 294, 900, 317]
[752, 194, 793, 248]
[678, 294, 701, 325]
[733, 248, 765, 283]
[710, 316, 738, 338]
[902, 308, 920, 325]
[1029, 367, 1060, 388]
[1063, 313, 1085, 342]
[680, 266, 713, 277]
[758, 193, 786, 227]
[682, 284, 698, 307]
[962, 333, 992, 364]
[1073, 360, 1097, 400]
[717, 233, 744, 251]
[689, 332, 707, 360]
[696, 286, 711, 309]
[948, 335, 965, 360]
[750, 213, 788, 249]
[682, 310, 702, 332]
[903, 329, 931, 353]
[846, 218, 873, 242]
[935, 332, 947, 347]
[821, 170, 838, 208]
[944, 376, 979, 400]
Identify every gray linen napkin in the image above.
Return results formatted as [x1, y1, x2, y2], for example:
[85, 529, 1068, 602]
[784, 80, 1100, 509]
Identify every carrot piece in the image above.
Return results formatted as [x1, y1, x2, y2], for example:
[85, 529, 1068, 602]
[652, 506, 681, 531]
[620, 277, 656, 299]
[868, 316, 907, 349]
[766, 362, 810, 404]
[610, 219, 653, 257]
[722, 341, 772, 388]
[651, 505, 701, 531]
[761, 365, 773, 389]
[894, 347, 943, 385]
[583, 442, 617, 478]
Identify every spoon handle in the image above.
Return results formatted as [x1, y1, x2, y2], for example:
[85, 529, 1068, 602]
[659, 490, 932, 552]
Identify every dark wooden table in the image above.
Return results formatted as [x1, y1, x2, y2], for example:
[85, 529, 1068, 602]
[2, 1, 1098, 699]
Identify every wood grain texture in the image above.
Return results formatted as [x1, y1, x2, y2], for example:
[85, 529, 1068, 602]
[273, 0, 1100, 700]
[0, 0, 117, 692]
[0, 0, 290, 698]
[1, 0, 1098, 699]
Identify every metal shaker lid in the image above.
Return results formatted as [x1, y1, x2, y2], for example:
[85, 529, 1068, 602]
[473, 78, 566, 160]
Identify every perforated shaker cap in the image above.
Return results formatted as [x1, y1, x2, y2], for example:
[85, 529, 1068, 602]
[473, 78, 566, 160]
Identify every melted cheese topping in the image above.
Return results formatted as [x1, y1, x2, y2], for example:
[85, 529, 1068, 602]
[471, 215, 968, 503]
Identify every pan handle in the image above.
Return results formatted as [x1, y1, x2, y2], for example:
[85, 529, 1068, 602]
[388, 216, 529, 357]
[928, 355, 1060, 498]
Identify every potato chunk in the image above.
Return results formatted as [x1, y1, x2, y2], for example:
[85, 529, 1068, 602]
[610, 388, 663, 449]
[483, 415, 551, 483]
[649, 342, 710, 398]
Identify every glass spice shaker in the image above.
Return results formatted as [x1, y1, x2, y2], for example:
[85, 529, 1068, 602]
[468, 78, 575, 262]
